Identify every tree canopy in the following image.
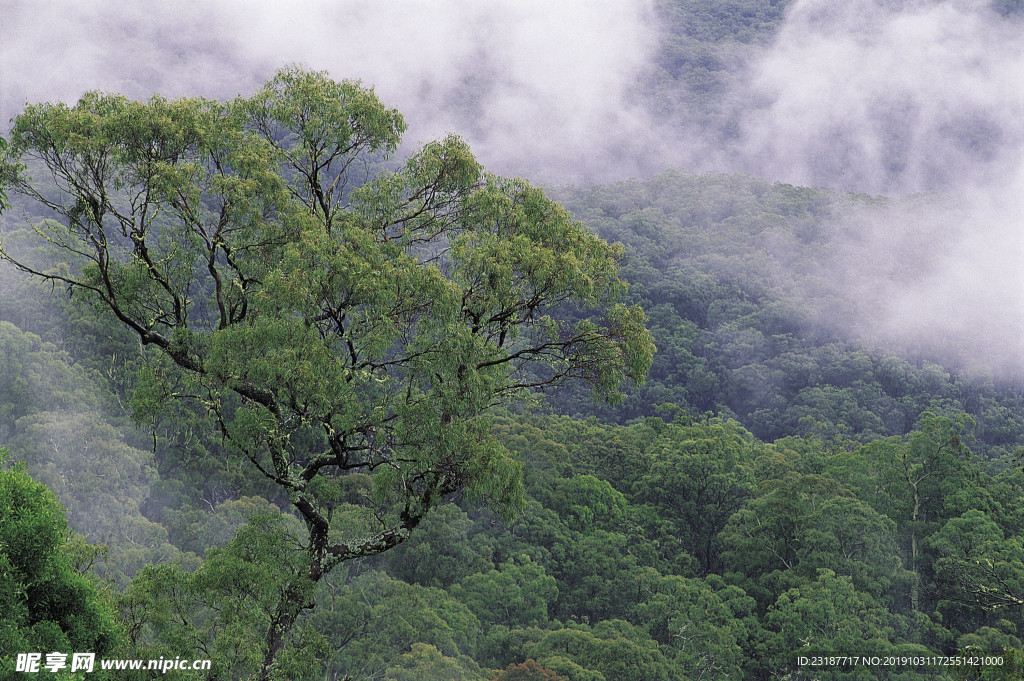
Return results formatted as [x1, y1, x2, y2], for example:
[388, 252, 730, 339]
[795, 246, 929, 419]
[2, 20, 1022, 678]
[0, 66, 653, 679]
[0, 452, 125, 679]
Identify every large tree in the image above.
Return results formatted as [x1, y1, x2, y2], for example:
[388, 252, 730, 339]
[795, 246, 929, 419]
[0, 66, 652, 679]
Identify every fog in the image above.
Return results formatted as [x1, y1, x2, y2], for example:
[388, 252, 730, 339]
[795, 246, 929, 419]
[0, 0, 660, 182]
[4, 1, 1020, 191]
[1, 0, 1021, 373]
[737, 0, 1024, 375]
[734, 0, 1024, 195]
[803, 186, 1024, 377]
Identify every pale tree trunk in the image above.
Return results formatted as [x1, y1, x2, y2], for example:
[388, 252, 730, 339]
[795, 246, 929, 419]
[257, 568, 320, 681]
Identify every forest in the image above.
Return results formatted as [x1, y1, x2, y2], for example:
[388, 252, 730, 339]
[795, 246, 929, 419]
[2, 1, 1024, 680]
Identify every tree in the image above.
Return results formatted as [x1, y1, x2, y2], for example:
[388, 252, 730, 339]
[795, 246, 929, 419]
[928, 510, 1024, 619]
[719, 474, 904, 608]
[550, 474, 627, 532]
[632, 415, 756, 575]
[452, 556, 558, 628]
[0, 451, 125, 679]
[0, 66, 653, 680]
[524, 620, 676, 681]
[492, 659, 566, 681]
[119, 512, 325, 680]
[384, 503, 495, 588]
[868, 412, 977, 611]
[0, 138, 8, 214]
[764, 569, 907, 680]
[383, 643, 486, 681]
[307, 570, 483, 680]
[10, 410, 184, 587]
[631, 573, 751, 681]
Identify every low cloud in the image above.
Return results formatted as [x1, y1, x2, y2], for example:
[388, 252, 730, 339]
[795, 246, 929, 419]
[731, 0, 1024, 195]
[800, 184, 1024, 377]
[0, 1, 658, 183]
[2, 0, 1021, 373]
[730, 0, 1024, 375]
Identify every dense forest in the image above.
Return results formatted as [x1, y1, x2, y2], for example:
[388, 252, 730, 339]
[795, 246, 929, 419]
[3, 1, 1024, 680]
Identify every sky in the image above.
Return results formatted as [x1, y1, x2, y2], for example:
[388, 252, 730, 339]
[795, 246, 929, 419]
[1, 0, 1022, 374]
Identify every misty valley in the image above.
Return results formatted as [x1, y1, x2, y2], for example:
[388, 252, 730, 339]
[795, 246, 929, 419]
[2, 1, 1024, 681]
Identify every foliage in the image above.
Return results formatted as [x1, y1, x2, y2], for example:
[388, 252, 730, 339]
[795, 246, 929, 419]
[452, 556, 558, 628]
[0, 66, 651, 679]
[764, 569, 907, 679]
[0, 138, 8, 214]
[309, 569, 483, 681]
[120, 512, 326, 680]
[10, 410, 186, 586]
[633, 414, 757, 575]
[383, 503, 496, 588]
[552, 171, 1024, 459]
[2, 15, 1024, 678]
[492, 659, 566, 681]
[384, 643, 487, 681]
[0, 454, 125, 679]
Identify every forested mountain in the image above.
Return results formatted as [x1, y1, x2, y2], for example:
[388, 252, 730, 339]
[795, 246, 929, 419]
[2, 2, 1023, 681]
[551, 173, 1024, 461]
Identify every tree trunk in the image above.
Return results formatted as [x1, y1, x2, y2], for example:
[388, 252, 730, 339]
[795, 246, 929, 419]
[256, 563, 321, 681]
[909, 491, 921, 612]
[910, 532, 920, 612]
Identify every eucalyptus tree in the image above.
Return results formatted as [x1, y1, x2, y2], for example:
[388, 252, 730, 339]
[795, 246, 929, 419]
[0, 66, 653, 679]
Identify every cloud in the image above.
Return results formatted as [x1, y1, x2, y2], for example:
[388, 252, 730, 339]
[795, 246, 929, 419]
[0, 0, 658, 183]
[4, 1, 1020, 192]
[2, 0, 1020, 373]
[799, 184, 1024, 376]
[731, 0, 1024, 194]
[729, 0, 1024, 375]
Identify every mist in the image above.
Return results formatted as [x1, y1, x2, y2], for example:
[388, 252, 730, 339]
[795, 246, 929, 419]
[733, 0, 1024, 195]
[1, 0, 1021, 373]
[0, 0, 660, 183]
[732, 0, 1024, 376]
[800, 186, 1024, 378]
[4, 1, 1020, 191]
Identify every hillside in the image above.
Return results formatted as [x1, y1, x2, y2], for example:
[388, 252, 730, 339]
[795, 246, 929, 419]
[2, 2, 1023, 680]
[550, 173, 1024, 461]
